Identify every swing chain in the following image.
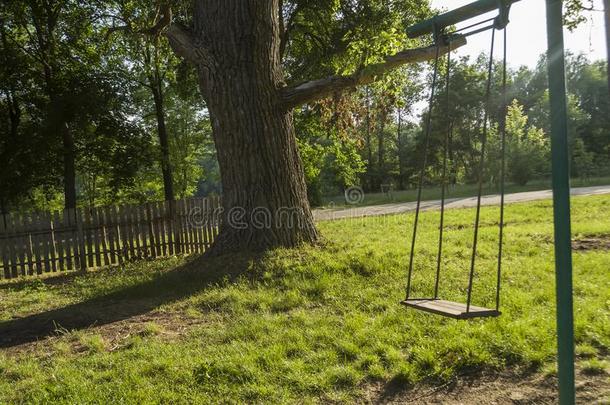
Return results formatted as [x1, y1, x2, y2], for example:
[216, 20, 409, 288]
[405, 36, 442, 300]
[404, 2, 511, 317]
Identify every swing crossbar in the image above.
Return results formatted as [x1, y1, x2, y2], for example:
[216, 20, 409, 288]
[401, 299, 500, 319]
[406, 0, 521, 39]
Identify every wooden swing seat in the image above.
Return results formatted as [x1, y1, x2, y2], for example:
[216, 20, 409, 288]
[401, 298, 500, 319]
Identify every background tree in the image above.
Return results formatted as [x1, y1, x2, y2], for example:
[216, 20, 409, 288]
[0, 1, 214, 212]
[564, 0, 610, 94]
[504, 100, 549, 186]
[106, 1, 189, 202]
[0, 0, 147, 210]
[1, 0, 95, 209]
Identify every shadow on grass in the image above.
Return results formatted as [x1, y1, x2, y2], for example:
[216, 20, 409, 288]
[0, 270, 99, 291]
[0, 253, 260, 348]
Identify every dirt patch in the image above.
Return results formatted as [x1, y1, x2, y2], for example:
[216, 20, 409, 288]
[2, 310, 203, 357]
[364, 367, 609, 404]
[86, 311, 202, 352]
[572, 235, 610, 251]
[530, 234, 610, 252]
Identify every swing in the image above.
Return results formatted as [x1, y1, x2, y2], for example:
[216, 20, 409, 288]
[401, 6, 511, 320]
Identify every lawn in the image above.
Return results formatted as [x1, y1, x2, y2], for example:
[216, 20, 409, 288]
[0, 195, 609, 403]
[321, 176, 610, 207]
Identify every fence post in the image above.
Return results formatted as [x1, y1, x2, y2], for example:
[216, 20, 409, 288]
[145, 203, 156, 258]
[75, 208, 86, 272]
[0, 213, 9, 279]
[172, 199, 181, 254]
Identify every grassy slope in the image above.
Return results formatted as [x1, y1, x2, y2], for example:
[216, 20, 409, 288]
[321, 176, 610, 207]
[0, 195, 609, 403]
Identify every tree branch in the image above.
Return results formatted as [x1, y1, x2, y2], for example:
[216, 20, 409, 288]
[145, 4, 172, 37]
[104, 24, 132, 40]
[164, 23, 194, 59]
[103, 4, 212, 68]
[165, 23, 212, 67]
[280, 36, 467, 109]
[152, 5, 213, 67]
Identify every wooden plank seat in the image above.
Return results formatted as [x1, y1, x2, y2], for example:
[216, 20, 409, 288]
[401, 299, 501, 319]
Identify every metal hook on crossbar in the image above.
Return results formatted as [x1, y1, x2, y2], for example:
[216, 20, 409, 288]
[432, 16, 456, 48]
[431, 17, 447, 47]
[494, 0, 512, 29]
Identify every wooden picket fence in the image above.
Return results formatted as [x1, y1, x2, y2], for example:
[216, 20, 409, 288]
[0, 196, 221, 280]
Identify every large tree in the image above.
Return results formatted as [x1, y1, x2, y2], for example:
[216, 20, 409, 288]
[156, 1, 461, 254]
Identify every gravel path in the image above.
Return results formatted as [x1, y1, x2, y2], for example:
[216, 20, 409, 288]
[313, 185, 610, 221]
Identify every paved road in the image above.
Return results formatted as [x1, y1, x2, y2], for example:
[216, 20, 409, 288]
[313, 185, 610, 221]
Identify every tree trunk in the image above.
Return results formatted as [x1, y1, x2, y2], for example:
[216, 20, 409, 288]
[0, 23, 20, 140]
[365, 87, 374, 191]
[49, 93, 77, 210]
[5, 90, 20, 140]
[61, 121, 77, 209]
[30, 3, 77, 209]
[397, 108, 405, 190]
[604, 0, 610, 97]
[164, 1, 461, 254]
[376, 111, 387, 191]
[150, 78, 175, 202]
[189, 0, 317, 253]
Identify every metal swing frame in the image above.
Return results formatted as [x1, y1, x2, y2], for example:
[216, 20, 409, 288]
[403, 0, 577, 402]
[401, 5, 510, 320]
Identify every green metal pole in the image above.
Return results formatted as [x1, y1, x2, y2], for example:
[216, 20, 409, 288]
[545, 0, 576, 404]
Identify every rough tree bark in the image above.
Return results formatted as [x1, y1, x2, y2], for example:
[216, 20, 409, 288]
[163, 1, 464, 254]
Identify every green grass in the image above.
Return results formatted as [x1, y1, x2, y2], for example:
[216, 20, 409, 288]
[581, 358, 610, 375]
[321, 176, 610, 207]
[0, 195, 609, 403]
